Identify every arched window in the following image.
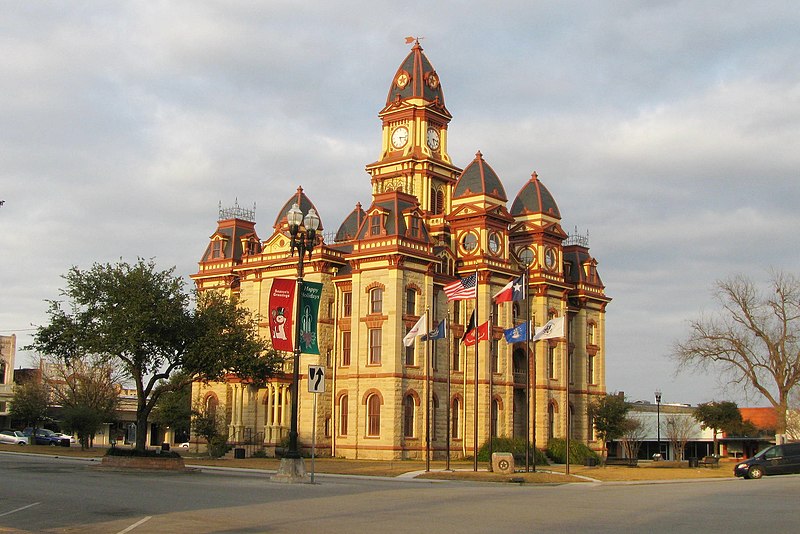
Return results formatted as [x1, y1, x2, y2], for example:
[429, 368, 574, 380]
[452, 398, 461, 439]
[205, 394, 218, 418]
[403, 395, 415, 437]
[0, 361, 6, 384]
[339, 395, 348, 436]
[367, 394, 381, 436]
[435, 189, 445, 214]
[370, 288, 383, 314]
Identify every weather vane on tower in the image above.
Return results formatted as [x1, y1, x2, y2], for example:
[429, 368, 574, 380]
[405, 36, 424, 45]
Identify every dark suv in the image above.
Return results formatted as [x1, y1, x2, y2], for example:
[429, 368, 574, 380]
[734, 442, 800, 479]
[23, 428, 63, 446]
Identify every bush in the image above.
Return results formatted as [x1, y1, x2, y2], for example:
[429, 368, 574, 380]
[477, 437, 548, 465]
[545, 438, 599, 464]
[208, 435, 231, 458]
[105, 447, 182, 459]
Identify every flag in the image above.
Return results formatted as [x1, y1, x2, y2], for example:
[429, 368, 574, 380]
[403, 315, 428, 347]
[503, 322, 528, 343]
[463, 321, 490, 346]
[493, 273, 525, 303]
[298, 281, 322, 354]
[268, 279, 295, 352]
[460, 310, 475, 344]
[422, 318, 447, 341]
[532, 317, 565, 341]
[444, 273, 477, 301]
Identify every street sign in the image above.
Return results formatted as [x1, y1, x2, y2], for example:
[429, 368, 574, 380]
[308, 365, 325, 393]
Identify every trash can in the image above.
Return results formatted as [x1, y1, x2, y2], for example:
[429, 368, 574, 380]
[61, 438, 71, 447]
[234, 447, 246, 459]
[652, 453, 662, 462]
[161, 442, 170, 452]
[688, 457, 699, 468]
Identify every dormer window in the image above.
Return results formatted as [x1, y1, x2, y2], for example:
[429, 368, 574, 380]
[211, 240, 223, 259]
[409, 215, 420, 238]
[370, 215, 382, 235]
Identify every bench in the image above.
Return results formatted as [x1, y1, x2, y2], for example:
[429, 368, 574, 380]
[605, 457, 638, 467]
[698, 456, 720, 468]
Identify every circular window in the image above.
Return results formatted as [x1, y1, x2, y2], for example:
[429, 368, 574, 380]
[518, 247, 535, 266]
[461, 232, 478, 253]
[488, 232, 501, 255]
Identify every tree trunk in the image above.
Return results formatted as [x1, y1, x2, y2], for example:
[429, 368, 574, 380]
[135, 399, 150, 452]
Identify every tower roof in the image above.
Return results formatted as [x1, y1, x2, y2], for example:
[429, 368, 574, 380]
[453, 151, 508, 201]
[335, 202, 367, 242]
[510, 172, 561, 219]
[386, 40, 446, 107]
[273, 186, 324, 231]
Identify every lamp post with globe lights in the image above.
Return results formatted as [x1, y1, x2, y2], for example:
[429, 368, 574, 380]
[274, 202, 320, 483]
[655, 390, 662, 460]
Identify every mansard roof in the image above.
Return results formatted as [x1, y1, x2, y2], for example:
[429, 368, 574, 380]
[453, 151, 508, 202]
[335, 202, 367, 243]
[385, 40, 446, 109]
[355, 190, 431, 241]
[510, 172, 561, 219]
[273, 186, 324, 231]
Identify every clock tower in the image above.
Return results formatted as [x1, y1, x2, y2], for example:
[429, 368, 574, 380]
[366, 40, 462, 225]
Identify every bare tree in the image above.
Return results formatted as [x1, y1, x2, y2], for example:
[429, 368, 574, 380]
[674, 271, 800, 434]
[664, 414, 694, 461]
[619, 415, 646, 460]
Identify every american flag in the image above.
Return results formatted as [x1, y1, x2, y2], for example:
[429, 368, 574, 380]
[443, 273, 477, 301]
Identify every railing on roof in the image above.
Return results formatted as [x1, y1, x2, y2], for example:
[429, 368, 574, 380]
[563, 226, 589, 248]
[219, 199, 256, 222]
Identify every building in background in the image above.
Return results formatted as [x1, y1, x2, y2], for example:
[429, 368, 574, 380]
[192, 42, 610, 460]
[0, 334, 16, 428]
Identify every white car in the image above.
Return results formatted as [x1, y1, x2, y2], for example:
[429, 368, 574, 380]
[0, 430, 29, 445]
[50, 432, 77, 444]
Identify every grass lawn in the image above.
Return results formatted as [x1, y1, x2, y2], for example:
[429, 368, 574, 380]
[1, 444, 736, 482]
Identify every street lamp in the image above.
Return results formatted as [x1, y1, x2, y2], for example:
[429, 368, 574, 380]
[655, 389, 662, 461]
[275, 202, 319, 482]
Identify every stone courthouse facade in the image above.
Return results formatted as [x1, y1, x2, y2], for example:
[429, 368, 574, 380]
[191, 42, 610, 459]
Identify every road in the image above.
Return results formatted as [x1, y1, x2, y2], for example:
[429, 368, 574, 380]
[1, 452, 798, 533]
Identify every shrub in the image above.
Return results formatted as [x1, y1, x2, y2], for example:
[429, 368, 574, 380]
[546, 438, 599, 464]
[477, 437, 548, 466]
[208, 435, 231, 458]
[105, 447, 182, 459]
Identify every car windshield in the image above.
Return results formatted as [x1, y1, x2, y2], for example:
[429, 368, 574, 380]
[752, 447, 771, 459]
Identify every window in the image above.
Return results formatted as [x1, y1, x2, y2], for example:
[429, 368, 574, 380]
[452, 341, 460, 371]
[548, 345, 556, 379]
[405, 328, 415, 366]
[367, 394, 381, 436]
[370, 288, 383, 314]
[453, 301, 461, 324]
[588, 354, 595, 385]
[370, 215, 381, 235]
[548, 403, 556, 440]
[324, 416, 331, 438]
[339, 395, 348, 436]
[452, 398, 461, 439]
[461, 232, 477, 252]
[587, 323, 596, 345]
[341, 331, 351, 366]
[569, 349, 575, 385]
[211, 240, 222, 259]
[434, 189, 445, 214]
[403, 395, 415, 437]
[342, 292, 352, 317]
[205, 395, 218, 418]
[369, 328, 382, 365]
[492, 339, 499, 373]
[512, 302, 520, 323]
[569, 404, 577, 439]
[0, 361, 5, 384]
[410, 215, 420, 237]
[406, 288, 416, 316]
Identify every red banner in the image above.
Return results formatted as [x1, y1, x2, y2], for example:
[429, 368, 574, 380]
[268, 279, 295, 352]
[462, 320, 490, 346]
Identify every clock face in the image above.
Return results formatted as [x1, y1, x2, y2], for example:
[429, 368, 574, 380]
[488, 232, 501, 254]
[545, 247, 557, 270]
[426, 127, 440, 150]
[391, 126, 409, 149]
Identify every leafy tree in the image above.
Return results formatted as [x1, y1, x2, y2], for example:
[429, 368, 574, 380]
[674, 271, 800, 434]
[619, 416, 647, 460]
[45, 355, 119, 449]
[10, 377, 50, 430]
[589, 393, 630, 462]
[151, 373, 193, 442]
[192, 405, 226, 457]
[693, 401, 742, 456]
[29, 259, 284, 452]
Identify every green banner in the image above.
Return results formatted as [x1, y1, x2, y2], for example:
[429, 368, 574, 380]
[298, 281, 322, 354]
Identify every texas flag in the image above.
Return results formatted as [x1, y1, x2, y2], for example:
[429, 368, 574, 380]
[493, 273, 525, 303]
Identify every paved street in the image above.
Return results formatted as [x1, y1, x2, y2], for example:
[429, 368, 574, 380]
[1, 452, 798, 533]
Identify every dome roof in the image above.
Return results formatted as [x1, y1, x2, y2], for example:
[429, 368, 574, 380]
[510, 172, 560, 219]
[273, 186, 324, 231]
[386, 40, 445, 106]
[335, 203, 366, 242]
[453, 151, 508, 201]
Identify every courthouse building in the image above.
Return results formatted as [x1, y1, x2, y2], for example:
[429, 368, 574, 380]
[191, 42, 610, 459]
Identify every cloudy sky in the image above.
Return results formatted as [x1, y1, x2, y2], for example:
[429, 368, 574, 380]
[2, 1, 797, 406]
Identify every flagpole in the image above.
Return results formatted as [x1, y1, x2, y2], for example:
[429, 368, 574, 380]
[524, 270, 532, 472]
[425, 306, 431, 473]
[473, 269, 479, 473]
[445, 308, 452, 471]
[564, 310, 570, 476]
[488, 305, 493, 470]
[530, 279, 537, 473]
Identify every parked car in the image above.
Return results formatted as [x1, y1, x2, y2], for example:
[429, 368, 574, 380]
[50, 432, 76, 444]
[0, 430, 29, 445]
[734, 442, 800, 479]
[22, 428, 63, 446]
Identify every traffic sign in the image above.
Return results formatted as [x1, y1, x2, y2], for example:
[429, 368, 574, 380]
[308, 365, 325, 393]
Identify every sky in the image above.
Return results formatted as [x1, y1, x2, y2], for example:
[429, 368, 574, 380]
[1, 1, 798, 407]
